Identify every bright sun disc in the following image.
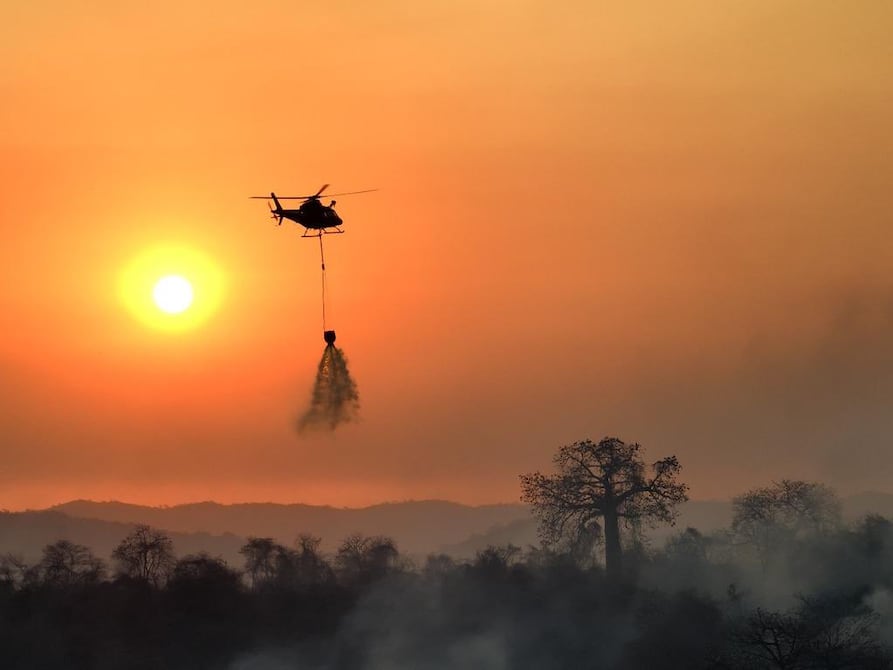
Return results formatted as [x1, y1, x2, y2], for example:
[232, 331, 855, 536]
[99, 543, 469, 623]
[120, 244, 225, 333]
[153, 275, 193, 314]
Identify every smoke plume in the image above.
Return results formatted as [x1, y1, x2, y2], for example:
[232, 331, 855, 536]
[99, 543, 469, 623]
[298, 344, 360, 432]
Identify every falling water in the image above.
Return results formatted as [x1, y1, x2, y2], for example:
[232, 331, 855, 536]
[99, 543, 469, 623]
[297, 342, 360, 432]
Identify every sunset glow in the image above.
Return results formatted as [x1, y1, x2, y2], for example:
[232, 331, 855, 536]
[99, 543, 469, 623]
[0, 1, 891, 511]
[119, 245, 224, 332]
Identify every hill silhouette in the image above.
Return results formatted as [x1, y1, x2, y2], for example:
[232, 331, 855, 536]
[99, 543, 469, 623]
[4, 494, 892, 567]
[47, 499, 529, 555]
[1, 500, 530, 566]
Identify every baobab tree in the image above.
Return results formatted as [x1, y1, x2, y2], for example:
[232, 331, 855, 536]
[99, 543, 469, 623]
[520, 437, 688, 580]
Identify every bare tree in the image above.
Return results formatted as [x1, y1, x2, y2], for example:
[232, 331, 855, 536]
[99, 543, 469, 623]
[520, 437, 688, 580]
[112, 524, 176, 587]
[32, 540, 105, 587]
[731, 480, 841, 566]
[733, 597, 887, 669]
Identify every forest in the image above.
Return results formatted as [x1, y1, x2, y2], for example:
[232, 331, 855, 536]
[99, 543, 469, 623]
[2, 437, 893, 669]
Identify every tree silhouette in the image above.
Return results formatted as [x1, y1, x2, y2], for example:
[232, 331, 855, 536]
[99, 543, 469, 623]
[520, 437, 688, 580]
[239, 537, 279, 590]
[112, 524, 176, 587]
[733, 597, 888, 669]
[169, 552, 240, 586]
[292, 534, 334, 587]
[2, 503, 893, 669]
[732, 480, 841, 566]
[472, 544, 522, 578]
[166, 553, 248, 667]
[335, 534, 400, 586]
[30, 540, 105, 588]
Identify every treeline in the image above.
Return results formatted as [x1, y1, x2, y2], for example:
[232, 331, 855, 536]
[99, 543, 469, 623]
[2, 500, 893, 668]
[4, 435, 893, 668]
[0, 526, 399, 669]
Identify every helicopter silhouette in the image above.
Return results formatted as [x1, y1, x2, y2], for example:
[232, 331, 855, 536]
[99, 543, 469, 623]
[250, 184, 375, 236]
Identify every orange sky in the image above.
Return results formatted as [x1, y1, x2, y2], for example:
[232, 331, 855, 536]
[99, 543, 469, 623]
[1, 1, 892, 509]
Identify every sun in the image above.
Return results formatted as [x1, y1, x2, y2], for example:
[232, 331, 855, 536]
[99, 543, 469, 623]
[153, 275, 194, 314]
[119, 245, 225, 332]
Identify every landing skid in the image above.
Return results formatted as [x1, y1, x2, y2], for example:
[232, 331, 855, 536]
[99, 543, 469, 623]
[302, 227, 344, 237]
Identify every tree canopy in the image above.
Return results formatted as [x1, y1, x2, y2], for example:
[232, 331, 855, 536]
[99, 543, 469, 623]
[521, 437, 688, 579]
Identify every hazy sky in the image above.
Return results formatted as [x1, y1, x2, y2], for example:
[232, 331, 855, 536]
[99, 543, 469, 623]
[1, 1, 892, 509]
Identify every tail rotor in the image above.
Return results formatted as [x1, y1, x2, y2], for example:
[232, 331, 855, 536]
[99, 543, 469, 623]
[268, 201, 283, 225]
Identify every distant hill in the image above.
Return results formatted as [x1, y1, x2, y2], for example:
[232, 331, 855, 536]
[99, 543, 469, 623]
[48, 499, 530, 556]
[9, 499, 733, 561]
[3, 494, 890, 568]
[441, 517, 539, 558]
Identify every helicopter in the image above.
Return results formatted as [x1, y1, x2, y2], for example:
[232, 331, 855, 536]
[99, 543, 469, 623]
[250, 184, 375, 236]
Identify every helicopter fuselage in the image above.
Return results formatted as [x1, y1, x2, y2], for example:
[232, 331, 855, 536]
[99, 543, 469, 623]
[277, 205, 343, 230]
[271, 194, 343, 232]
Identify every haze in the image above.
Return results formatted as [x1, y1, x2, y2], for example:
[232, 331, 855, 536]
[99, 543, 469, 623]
[1, 1, 891, 509]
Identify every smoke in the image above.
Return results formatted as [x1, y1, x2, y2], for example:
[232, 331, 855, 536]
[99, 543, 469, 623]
[297, 344, 360, 432]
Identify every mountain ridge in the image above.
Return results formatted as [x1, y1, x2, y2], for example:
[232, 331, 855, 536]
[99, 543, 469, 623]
[3, 494, 892, 569]
[47, 498, 528, 550]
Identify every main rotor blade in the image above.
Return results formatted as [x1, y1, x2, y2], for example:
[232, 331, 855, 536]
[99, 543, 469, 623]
[262, 189, 379, 200]
[313, 183, 329, 198]
[250, 188, 378, 200]
[323, 188, 379, 197]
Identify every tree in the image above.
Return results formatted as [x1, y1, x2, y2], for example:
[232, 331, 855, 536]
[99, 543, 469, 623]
[732, 597, 889, 669]
[731, 480, 841, 565]
[112, 524, 176, 587]
[239, 535, 333, 591]
[169, 552, 240, 586]
[166, 553, 248, 665]
[335, 534, 400, 586]
[31, 540, 105, 588]
[239, 537, 280, 590]
[471, 544, 522, 578]
[292, 533, 334, 587]
[520, 437, 688, 580]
